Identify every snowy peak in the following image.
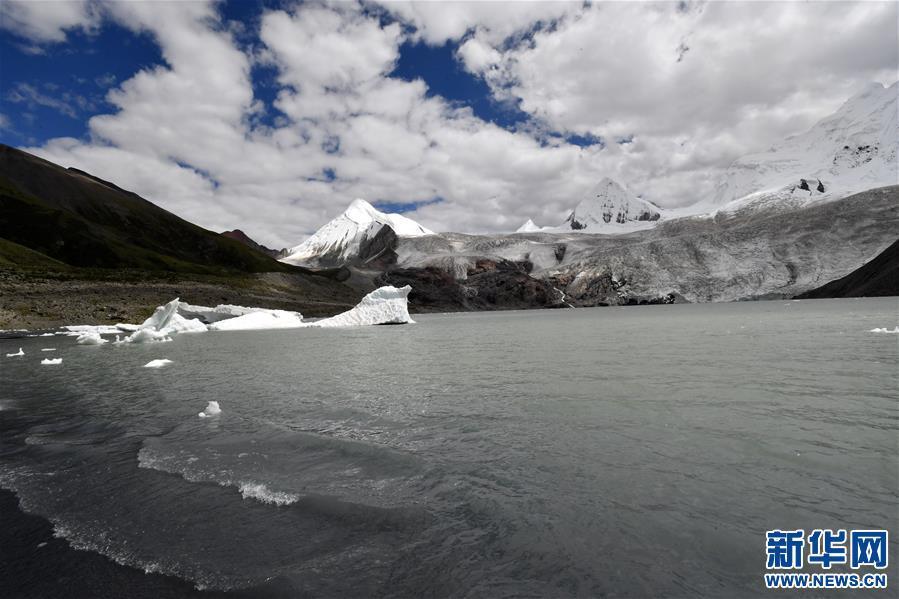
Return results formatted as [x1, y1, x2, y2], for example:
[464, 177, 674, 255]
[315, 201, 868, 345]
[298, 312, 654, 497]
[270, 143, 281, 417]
[514, 178, 663, 234]
[516, 219, 540, 233]
[713, 81, 898, 206]
[566, 178, 661, 230]
[280, 199, 433, 266]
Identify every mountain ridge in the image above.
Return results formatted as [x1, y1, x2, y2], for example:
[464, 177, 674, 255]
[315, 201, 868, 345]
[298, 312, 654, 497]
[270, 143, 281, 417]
[280, 198, 434, 267]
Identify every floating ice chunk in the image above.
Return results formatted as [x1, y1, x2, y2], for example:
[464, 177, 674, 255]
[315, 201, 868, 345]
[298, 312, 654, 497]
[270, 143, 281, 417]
[198, 401, 221, 418]
[138, 299, 208, 336]
[144, 359, 173, 368]
[6, 348, 24, 357]
[41, 348, 56, 352]
[63, 324, 124, 336]
[869, 326, 899, 334]
[208, 309, 306, 331]
[313, 285, 414, 327]
[176, 302, 275, 324]
[41, 358, 62, 365]
[123, 329, 172, 344]
[76, 331, 108, 345]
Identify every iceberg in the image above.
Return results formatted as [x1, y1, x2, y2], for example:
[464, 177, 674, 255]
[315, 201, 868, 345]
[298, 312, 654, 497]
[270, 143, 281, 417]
[114, 298, 206, 343]
[76, 332, 108, 345]
[207, 309, 305, 332]
[63, 286, 414, 342]
[144, 359, 173, 368]
[312, 285, 414, 328]
[41, 358, 62, 365]
[198, 400, 221, 418]
[869, 326, 899, 334]
[6, 348, 24, 357]
[41, 348, 56, 352]
[121, 329, 172, 344]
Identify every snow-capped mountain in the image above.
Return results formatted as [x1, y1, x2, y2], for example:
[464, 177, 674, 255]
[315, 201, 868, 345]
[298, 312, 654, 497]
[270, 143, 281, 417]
[516, 219, 541, 233]
[280, 199, 434, 266]
[516, 178, 662, 233]
[711, 81, 897, 209]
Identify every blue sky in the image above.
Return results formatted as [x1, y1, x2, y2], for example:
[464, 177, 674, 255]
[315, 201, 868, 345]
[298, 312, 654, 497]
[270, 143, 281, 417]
[0, 1, 895, 246]
[0, 0, 599, 152]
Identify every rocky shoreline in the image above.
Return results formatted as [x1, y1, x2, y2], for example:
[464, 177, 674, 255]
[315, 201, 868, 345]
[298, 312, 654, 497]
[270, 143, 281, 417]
[0, 269, 362, 331]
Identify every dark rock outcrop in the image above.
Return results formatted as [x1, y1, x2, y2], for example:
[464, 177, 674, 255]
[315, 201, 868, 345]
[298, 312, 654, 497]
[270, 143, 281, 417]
[356, 224, 399, 269]
[376, 259, 562, 312]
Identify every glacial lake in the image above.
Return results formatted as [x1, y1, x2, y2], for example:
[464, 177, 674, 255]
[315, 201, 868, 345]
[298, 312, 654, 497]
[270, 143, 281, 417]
[1, 298, 897, 597]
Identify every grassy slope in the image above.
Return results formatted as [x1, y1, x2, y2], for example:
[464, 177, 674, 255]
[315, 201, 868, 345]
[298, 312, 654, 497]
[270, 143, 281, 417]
[0, 146, 367, 328]
[0, 144, 293, 274]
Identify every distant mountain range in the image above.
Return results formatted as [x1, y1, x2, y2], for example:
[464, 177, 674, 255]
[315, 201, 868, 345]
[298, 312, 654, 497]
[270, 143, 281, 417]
[272, 82, 897, 309]
[1, 82, 895, 320]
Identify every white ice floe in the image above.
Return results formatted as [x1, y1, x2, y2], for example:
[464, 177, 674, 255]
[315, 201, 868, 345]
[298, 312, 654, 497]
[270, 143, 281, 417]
[869, 326, 899, 334]
[63, 324, 124, 336]
[41, 358, 62, 365]
[207, 309, 305, 331]
[144, 359, 173, 368]
[198, 401, 221, 418]
[6, 348, 24, 357]
[176, 302, 272, 324]
[76, 331, 108, 345]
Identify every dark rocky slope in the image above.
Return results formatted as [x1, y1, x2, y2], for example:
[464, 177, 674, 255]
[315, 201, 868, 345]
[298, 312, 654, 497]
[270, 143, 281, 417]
[221, 229, 284, 259]
[0, 146, 363, 329]
[0, 144, 289, 274]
